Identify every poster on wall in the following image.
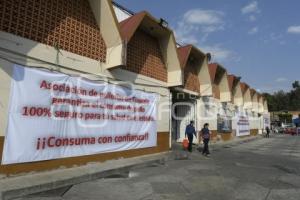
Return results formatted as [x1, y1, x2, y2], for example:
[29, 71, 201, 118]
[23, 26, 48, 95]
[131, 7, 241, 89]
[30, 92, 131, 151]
[236, 114, 250, 136]
[2, 65, 158, 165]
[217, 114, 232, 133]
[263, 113, 271, 129]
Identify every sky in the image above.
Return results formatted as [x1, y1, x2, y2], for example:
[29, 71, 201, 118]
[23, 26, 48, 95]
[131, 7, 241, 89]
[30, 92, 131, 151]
[114, 0, 300, 94]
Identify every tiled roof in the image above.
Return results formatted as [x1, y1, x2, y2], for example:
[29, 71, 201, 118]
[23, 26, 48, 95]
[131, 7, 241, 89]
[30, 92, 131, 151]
[208, 63, 218, 82]
[119, 11, 146, 42]
[250, 89, 256, 97]
[257, 93, 262, 101]
[240, 82, 250, 94]
[228, 75, 235, 91]
[177, 45, 206, 69]
[177, 45, 193, 69]
[208, 63, 227, 84]
[227, 74, 241, 92]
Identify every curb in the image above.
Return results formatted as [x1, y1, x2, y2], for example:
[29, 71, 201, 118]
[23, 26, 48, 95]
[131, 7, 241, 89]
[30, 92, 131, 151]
[0, 152, 169, 200]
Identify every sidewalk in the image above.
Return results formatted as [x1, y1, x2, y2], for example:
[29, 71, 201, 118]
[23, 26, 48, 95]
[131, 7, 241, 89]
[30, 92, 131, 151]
[210, 134, 263, 148]
[0, 135, 263, 200]
[171, 135, 263, 158]
[0, 152, 168, 200]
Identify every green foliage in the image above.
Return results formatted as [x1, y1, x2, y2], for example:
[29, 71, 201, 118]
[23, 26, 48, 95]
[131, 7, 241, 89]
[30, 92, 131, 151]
[292, 81, 300, 89]
[278, 113, 293, 123]
[263, 81, 300, 112]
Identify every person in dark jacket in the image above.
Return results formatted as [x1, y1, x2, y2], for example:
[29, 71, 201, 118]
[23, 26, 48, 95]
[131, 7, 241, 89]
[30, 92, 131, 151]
[201, 123, 211, 156]
[266, 126, 270, 138]
[185, 121, 197, 152]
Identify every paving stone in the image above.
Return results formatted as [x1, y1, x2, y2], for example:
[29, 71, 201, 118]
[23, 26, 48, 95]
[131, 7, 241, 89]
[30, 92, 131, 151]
[151, 182, 188, 194]
[64, 180, 153, 200]
[8, 135, 300, 200]
[267, 189, 300, 200]
[233, 183, 269, 200]
[278, 175, 300, 188]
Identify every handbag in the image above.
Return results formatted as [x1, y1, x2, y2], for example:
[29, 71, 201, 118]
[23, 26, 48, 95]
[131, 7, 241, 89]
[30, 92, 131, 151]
[182, 138, 189, 150]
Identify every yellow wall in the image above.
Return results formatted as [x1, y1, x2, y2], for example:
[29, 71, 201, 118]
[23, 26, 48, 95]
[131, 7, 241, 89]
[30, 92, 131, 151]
[0, 61, 12, 137]
[233, 85, 243, 107]
[0, 132, 170, 175]
[199, 57, 213, 96]
[219, 73, 231, 102]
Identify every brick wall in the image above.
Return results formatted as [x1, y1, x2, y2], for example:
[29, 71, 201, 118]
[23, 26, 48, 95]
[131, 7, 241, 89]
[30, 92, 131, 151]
[183, 61, 200, 93]
[0, 0, 106, 62]
[125, 29, 167, 82]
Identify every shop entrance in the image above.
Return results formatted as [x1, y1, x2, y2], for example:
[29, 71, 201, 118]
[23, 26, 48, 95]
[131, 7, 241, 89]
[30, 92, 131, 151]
[171, 90, 197, 143]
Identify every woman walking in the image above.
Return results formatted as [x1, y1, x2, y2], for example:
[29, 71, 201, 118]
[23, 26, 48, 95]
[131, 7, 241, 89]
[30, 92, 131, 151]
[201, 123, 211, 156]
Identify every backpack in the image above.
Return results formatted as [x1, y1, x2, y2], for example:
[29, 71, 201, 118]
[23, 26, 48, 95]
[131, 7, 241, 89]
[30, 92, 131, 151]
[201, 128, 210, 139]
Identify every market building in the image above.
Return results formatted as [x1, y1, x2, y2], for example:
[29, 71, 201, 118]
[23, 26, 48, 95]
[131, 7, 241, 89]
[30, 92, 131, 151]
[107, 0, 270, 142]
[0, 0, 269, 176]
[250, 89, 260, 135]
[228, 74, 243, 137]
[207, 63, 232, 141]
[0, 0, 181, 175]
[264, 99, 269, 113]
[171, 45, 212, 143]
[258, 94, 265, 114]
[240, 84, 260, 136]
[112, 0, 271, 142]
[258, 94, 265, 134]
[241, 83, 252, 112]
[263, 99, 271, 129]
[113, 2, 215, 145]
[109, 9, 183, 148]
[0, 0, 110, 174]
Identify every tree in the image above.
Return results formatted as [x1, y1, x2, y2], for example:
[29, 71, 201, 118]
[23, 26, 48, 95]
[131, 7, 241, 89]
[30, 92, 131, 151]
[278, 113, 292, 123]
[262, 92, 274, 111]
[292, 81, 300, 89]
[289, 81, 300, 110]
[263, 81, 300, 112]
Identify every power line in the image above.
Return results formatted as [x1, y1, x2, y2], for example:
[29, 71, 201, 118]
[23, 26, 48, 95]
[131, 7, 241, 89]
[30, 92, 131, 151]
[112, 1, 135, 16]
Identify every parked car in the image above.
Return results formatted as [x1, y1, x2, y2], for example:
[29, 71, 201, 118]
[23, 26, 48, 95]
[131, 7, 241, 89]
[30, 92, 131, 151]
[271, 121, 283, 134]
[273, 126, 284, 134]
[283, 124, 297, 135]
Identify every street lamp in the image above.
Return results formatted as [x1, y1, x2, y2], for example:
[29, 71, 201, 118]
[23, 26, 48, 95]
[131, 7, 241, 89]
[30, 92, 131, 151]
[159, 18, 168, 28]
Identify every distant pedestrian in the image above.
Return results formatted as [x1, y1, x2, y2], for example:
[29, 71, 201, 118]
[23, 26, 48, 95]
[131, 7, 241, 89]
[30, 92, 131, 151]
[266, 126, 270, 138]
[270, 125, 273, 134]
[201, 123, 211, 156]
[185, 121, 197, 152]
[296, 117, 300, 136]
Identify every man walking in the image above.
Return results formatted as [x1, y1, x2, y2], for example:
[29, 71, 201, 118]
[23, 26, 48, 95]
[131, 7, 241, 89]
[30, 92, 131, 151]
[266, 126, 270, 138]
[201, 123, 211, 156]
[185, 121, 197, 152]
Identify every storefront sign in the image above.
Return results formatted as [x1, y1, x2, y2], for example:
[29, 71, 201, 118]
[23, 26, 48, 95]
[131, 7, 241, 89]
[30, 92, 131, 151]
[2, 65, 158, 165]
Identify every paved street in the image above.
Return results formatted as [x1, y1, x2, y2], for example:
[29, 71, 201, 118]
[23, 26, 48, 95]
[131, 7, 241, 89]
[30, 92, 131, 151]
[18, 134, 300, 200]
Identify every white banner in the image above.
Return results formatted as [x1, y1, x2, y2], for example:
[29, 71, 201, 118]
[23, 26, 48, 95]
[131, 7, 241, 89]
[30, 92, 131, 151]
[2, 65, 158, 165]
[263, 113, 270, 129]
[236, 113, 250, 137]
